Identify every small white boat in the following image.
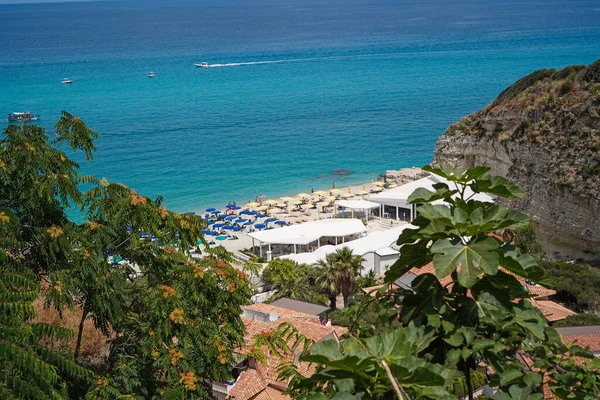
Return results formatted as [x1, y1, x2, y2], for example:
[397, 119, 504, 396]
[8, 111, 40, 122]
[148, 72, 155, 78]
[195, 62, 209, 68]
[61, 78, 72, 84]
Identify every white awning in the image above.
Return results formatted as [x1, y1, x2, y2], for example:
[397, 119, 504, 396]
[335, 199, 381, 210]
[248, 219, 366, 246]
[281, 225, 415, 265]
[368, 174, 495, 208]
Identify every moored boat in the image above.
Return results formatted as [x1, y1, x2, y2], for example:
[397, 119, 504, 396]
[61, 78, 72, 84]
[195, 62, 209, 68]
[8, 111, 40, 122]
[148, 72, 155, 77]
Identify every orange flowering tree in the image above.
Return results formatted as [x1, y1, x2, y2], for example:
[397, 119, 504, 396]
[0, 113, 252, 398]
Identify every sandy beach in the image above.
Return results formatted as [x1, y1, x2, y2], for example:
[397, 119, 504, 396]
[200, 177, 406, 256]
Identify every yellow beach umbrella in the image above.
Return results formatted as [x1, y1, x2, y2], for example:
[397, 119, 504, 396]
[317, 201, 329, 207]
[245, 202, 259, 208]
[387, 184, 398, 188]
[275, 202, 287, 208]
[329, 188, 342, 194]
[302, 217, 309, 222]
[371, 187, 383, 192]
[301, 204, 314, 210]
[325, 195, 336, 201]
[255, 205, 268, 211]
[372, 181, 385, 186]
[313, 190, 326, 195]
[296, 192, 310, 198]
[358, 190, 368, 195]
[341, 193, 352, 198]
[280, 196, 293, 201]
[293, 200, 303, 205]
[263, 199, 277, 205]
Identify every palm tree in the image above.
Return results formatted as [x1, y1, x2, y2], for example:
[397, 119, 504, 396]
[317, 247, 364, 309]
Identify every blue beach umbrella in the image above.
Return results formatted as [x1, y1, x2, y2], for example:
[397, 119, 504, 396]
[274, 220, 286, 225]
[239, 210, 249, 215]
[244, 221, 253, 226]
[213, 223, 224, 228]
[225, 215, 236, 221]
[222, 225, 233, 230]
[231, 226, 241, 231]
[255, 224, 266, 230]
[206, 208, 216, 212]
[201, 229, 212, 234]
[234, 218, 245, 223]
[211, 210, 222, 214]
[231, 206, 241, 210]
[257, 213, 267, 218]
[246, 210, 257, 215]
[264, 217, 277, 223]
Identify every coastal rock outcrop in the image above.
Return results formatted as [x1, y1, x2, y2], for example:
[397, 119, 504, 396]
[434, 60, 600, 261]
[383, 167, 429, 186]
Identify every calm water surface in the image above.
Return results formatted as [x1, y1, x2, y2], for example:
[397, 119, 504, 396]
[1, 0, 599, 211]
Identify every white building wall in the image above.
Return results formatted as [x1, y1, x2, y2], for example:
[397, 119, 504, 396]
[379, 254, 399, 275]
[360, 252, 377, 275]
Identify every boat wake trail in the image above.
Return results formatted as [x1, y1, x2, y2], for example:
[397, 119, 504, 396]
[207, 58, 308, 68]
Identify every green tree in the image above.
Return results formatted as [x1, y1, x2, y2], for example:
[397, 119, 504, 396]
[541, 260, 600, 312]
[1, 114, 253, 398]
[0, 267, 96, 398]
[553, 313, 600, 327]
[263, 259, 300, 287]
[279, 165, 600, 400]
[317, 247, 365, 309]
[267, 261, 326, 305]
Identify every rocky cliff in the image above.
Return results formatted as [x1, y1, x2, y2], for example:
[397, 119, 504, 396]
[434, 60, 600, 261]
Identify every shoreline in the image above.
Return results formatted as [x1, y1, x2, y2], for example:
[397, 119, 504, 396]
[196, 173, 388, 215]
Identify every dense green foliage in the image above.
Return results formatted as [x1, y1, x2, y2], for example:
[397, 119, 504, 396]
[278, 165, 600, 400]
[0, 115, 252, 398]
[541, 260, 600, 312]
[553, 313, 600, 328]
[264, 260, 326, 304]
[316, 247, 365, 309]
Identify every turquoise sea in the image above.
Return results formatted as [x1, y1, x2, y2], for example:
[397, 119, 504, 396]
[1, 0, 599, 212]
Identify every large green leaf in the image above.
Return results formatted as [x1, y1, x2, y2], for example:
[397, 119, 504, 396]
[384, 241, 431, 284]
[470, 175, 526, 199]
[430, 237, 500, 287]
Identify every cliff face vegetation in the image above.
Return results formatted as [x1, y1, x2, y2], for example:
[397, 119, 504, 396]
[434, 59, 600, 261]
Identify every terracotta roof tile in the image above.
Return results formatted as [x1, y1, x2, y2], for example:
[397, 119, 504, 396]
[530, 299, 576, 322]
[243, 303, 320, 323]
[562, 334, 600, 352]
[228, 369, 267, 400]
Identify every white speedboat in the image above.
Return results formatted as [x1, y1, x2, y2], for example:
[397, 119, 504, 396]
[148, 72, 155, 77]
[61, 78, 72, 84]
[8, 111, 40, 122]
[195, 62, 209, 68]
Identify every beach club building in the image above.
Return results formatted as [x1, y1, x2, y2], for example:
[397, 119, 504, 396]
[281, 225, 415, 276]
[247, 219, 367, 260]
[367, 174, 495, 221]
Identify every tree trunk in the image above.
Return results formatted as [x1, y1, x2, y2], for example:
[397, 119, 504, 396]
[74, 305, 88, 361]
[329, 295, 337, 310]
[343, 293, 350, 308]
[463, 362, 474, 400]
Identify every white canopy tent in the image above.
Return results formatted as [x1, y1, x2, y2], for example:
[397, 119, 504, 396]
[281, 225, 415, 275]
[248, 219, 367, 257]
[334, 199, 381, 221]
[368, 174, 494, 221]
